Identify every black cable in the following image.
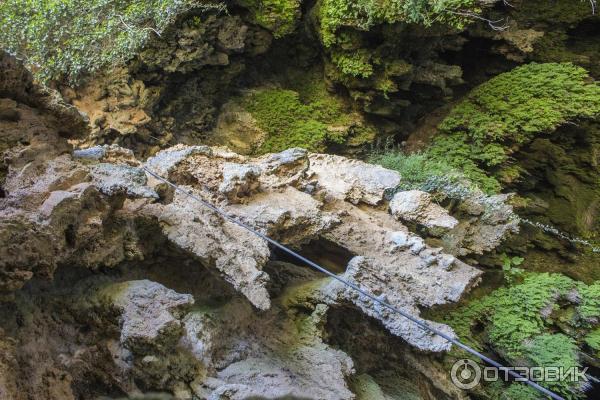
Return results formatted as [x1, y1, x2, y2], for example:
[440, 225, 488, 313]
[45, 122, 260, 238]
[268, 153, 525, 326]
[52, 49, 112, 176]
[143, 166, 565, 400]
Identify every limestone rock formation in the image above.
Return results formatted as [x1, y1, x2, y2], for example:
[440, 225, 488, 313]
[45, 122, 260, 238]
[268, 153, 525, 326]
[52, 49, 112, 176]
[64, 12, 273, 154]
[0, 50, 523, 400]
[389, 190, 458, 232]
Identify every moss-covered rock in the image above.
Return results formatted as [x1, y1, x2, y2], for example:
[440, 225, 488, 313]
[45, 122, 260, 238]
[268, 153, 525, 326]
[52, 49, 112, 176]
[424, 62, 600, 193]
[440, 62, 600, 143]
[0, 0, 227, 83]
[584, 328, 600, 357]
[239, 0, 302, 38]
[444, 272, 599, 398]
[241, 69, 376, 153]
[317, 0, 480, 48]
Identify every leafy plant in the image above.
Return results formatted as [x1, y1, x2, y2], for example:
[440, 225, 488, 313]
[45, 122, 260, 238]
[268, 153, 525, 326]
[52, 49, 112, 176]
[368, 146, 494, 198]
[0, 0, 226, 83]
[445, 272, 600, 398]
[501, 253, 525, 283]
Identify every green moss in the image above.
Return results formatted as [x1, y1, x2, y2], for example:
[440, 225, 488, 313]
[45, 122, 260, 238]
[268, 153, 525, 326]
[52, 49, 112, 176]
[578, 282, 600, 322]
[331, 49, 374, 78]
[244, 71, 375, 153]
[317, 0, 480, 47]
[445, 272, 600, 398]
[492, 382, 543, 400]
[0, 0, 226, 83]
[371, 64, 600, 194]
[440, 63, 600, 142]
[527, 334, 581, 396]
[423, 63, 600, 193]
[584, 328, 600, 356]
[239, 0, 301, 38]
[448, 273, 575, 356]
[426, 134, 504, 193]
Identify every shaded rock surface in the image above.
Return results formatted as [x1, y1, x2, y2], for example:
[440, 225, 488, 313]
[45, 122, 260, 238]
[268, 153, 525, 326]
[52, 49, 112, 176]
[390, 190, 458, 231]
[0, 51, 522, 400]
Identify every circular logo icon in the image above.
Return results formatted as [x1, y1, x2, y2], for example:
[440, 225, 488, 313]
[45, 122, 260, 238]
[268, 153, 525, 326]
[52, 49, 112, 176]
[451, 359, 482, 390]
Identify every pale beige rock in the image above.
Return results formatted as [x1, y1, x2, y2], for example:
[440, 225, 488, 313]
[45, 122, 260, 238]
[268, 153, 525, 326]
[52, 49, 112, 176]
[307, 153, 401, 205]
[390, 189, 459, 231]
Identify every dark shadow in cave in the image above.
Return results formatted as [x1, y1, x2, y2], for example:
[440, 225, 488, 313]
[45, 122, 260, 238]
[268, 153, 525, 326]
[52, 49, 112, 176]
[270, 237, 355, 274]
[324, 304, 455, 400]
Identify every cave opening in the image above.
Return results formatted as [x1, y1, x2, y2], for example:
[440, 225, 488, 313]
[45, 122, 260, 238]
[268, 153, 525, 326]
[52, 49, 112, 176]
[270, 237, 355, 274]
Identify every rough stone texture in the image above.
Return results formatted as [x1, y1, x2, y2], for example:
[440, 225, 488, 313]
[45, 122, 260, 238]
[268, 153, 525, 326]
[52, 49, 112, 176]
[209, 99, 267, 154]
[1, 132, 488, 336]
[142, 189, 272, 310]
[441, 192, 520, 256]
[64, 13, 273, 155]
[96, 280, 194, 351]
[90, 163, 158, 199]
[139, 145, 483, 351]
[319, 202, 479, 351]
[390, 190, 459, 232]
[218, 162, 262, 202]
[307, 153, 401, 205]
[0, 61, 515, 397]
[0, 72, 146, 294]
[325, 256, 458, 352]
[183, 294, 355, 400]
[144, 144, 212, 177]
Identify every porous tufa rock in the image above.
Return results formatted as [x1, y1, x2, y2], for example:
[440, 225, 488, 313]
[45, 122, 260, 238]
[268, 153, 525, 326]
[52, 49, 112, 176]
[325, 256, 458, 352]
[96, 280, 194, 352]
[389, 190, 458, 231]
[90, 163, 158, 199]
[142, 188, 272, 310]
[443, 192, 520, 256]
[144, 144, 212, 177]
[74, 144, 138, 165]
[218, 162, 262, 203]
[307, 153, 401, 205]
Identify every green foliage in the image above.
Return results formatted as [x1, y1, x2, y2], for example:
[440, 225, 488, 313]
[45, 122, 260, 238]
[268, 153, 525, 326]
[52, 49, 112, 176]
[318, 0, 480, 47]
[468, 273, 574, 357]
[577, 282, 600, 322]
[446, 273, 600, 398]
[0, 0, 225, 83]
[369, 140, 502, 194]
[440, 63, 600, 142]
[495, 383, 544, 400]
[426, 133, 504, 193]
[501, 253, 525, 283]
[331, 50, 374, 78]
[239, 0, 300, 38]
[426, 63, 600, 193]
[244, 74, 374, 153]
[368, 149, 479, 196]
[584, 328, 600, 356]
[527, 334, 580, 397]
[501, 254, 524, 270]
